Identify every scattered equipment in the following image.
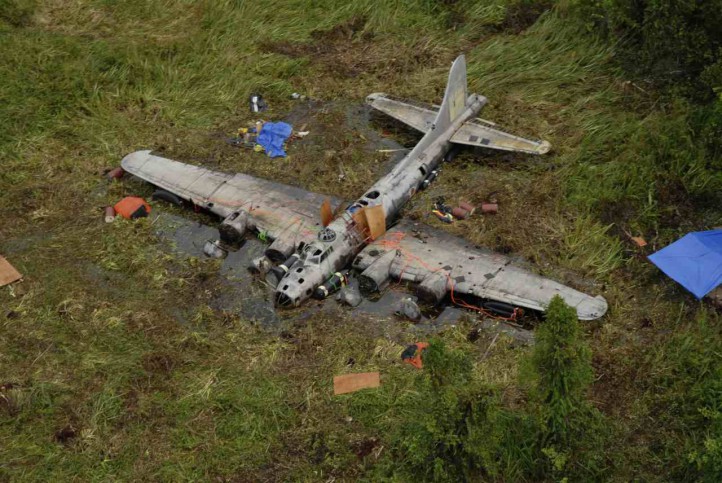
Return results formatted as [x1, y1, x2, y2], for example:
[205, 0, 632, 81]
[401, 342, 428, 369]
[114, 196, 151, 220]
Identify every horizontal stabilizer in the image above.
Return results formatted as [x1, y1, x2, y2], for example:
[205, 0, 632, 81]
[452, 119, 551, 155]
[365, 93, 436, 133]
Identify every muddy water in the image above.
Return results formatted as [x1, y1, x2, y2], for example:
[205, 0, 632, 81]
[138, 100, 530, 339]
[154, 211, 467, 330]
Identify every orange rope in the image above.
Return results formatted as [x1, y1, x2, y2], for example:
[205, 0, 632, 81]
[373, 232, 519, 322]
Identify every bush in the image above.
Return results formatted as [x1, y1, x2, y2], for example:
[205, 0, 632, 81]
[528, 295, 608, 479]
[388, 339, 504, 481]
[572, 0, 722, 100]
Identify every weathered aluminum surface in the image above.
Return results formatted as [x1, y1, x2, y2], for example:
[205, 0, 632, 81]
[121, 150, 339, 246]
[352, 220, 607, 321]
[121, 54, 607, 319]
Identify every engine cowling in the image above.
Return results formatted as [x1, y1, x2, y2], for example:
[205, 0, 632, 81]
[416, 271, 449, 305]
[265, 237, 295, 263]
[358, 250, 397, 296]
[218, 210, 249, 245]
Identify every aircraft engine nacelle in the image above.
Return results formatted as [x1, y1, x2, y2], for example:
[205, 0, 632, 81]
[219, 210, 249, 245]
[416, 271, 449, 305]
[358, 250, 397, 296]
[265, 237, 295, 263]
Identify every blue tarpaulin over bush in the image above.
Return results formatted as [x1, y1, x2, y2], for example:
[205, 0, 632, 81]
[648, 230, 722, 299]
[257, 122, 292, 158]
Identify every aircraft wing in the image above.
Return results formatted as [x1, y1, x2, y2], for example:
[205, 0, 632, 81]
[366, 93, 550, 155]
[352, 220, 607, 320]
[121, 150, 337, 244]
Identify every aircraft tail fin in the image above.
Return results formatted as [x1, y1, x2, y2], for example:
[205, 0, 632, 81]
[434, 55, 468, 131]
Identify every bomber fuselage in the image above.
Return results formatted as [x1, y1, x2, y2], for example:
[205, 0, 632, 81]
[274, 94, 486, 307]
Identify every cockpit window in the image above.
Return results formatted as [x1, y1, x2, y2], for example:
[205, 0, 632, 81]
[302, 244, 332, 265]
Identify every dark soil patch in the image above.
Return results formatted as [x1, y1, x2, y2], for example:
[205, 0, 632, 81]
[0, 382, 18, 416]
[54, 425, 77, 444]
[353, 437, 380, 459]
[261, 17, 446, 80]
[497, 1, 553, 34]
[142, 352, 178, 375]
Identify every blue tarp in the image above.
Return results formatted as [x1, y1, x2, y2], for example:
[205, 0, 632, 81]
[257, 122, 292, 158]
[648, 229, 722, 299]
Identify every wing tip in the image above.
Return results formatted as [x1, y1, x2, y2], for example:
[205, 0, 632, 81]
[577, 294, 608, 321]
[366, 92, 388, 105]
[536, 140, 552, 155]
[120, 149, 153, 173]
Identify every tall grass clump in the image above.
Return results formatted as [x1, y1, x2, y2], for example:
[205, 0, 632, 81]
[527, 295, 608, 479]
[643, 310, 722, 481]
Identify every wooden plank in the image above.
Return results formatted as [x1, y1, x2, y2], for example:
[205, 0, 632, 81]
[333, 372, 380, 395]
[0, 256, 22, 287]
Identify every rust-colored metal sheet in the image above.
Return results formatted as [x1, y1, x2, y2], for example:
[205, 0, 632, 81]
[320, 198, 333, 227]
[333, 372, 380, 395]
[0, 256, 22, 287]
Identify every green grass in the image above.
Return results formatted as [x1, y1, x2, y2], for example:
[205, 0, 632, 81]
[1, 0, 722, 480]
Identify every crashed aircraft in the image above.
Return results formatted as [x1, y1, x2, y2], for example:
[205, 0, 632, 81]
[121, 55, 608, 320]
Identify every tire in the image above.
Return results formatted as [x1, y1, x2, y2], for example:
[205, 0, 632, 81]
[152, 189, 182, 206]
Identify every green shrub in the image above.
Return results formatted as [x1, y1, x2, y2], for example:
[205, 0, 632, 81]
[388, 339, 504, 481]
[528, 295, 608, 479]
[571, 0, 722, 100]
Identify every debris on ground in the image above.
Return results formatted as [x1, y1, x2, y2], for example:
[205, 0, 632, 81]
[104, 206, 116, 223]
[401, 342, 428, 369]
[431, 209, 453, 223]
[203, 239, 228, 259]
[622, 228, 648, 247]
[451, 206, 469, 219]
[333, 372, 380, 395]
[104, 167, 124, 181]
[290, 92, 307, 100]
[0, 256, 22, 287]
[432, 198, 454, 223]
[152, 189, 182, 206]
[228, 120, 297, 158]
[257, 121, 293, 158]
[649, 229, 722, 298]
[631, 236, 648, 247]
[459, 201, 475, 215]
[481, 203, 498, 214]
[314, 271, 348, 299]
[113, 196, 151, 220]
[337, 285, 362, 307]
[432, 198, 477, 223]
[249, 93, 267, 113]
[396, 297, 421, 321]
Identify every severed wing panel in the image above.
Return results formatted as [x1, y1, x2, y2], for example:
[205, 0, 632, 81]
[352, 220, 607, 320]
[121, 150, 338, 244]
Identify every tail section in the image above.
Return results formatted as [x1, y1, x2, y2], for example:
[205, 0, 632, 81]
[434, 55, 468, 131]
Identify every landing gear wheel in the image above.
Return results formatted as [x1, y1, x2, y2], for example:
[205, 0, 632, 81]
[152, 189, 182, 206]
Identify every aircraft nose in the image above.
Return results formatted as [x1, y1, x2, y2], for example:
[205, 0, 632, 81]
[275, 292, 293, 307]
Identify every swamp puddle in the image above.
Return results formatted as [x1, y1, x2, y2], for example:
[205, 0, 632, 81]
[154, 211, 468, 331]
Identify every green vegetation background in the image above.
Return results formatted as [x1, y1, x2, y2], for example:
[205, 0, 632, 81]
[1, 0, 721, 480]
